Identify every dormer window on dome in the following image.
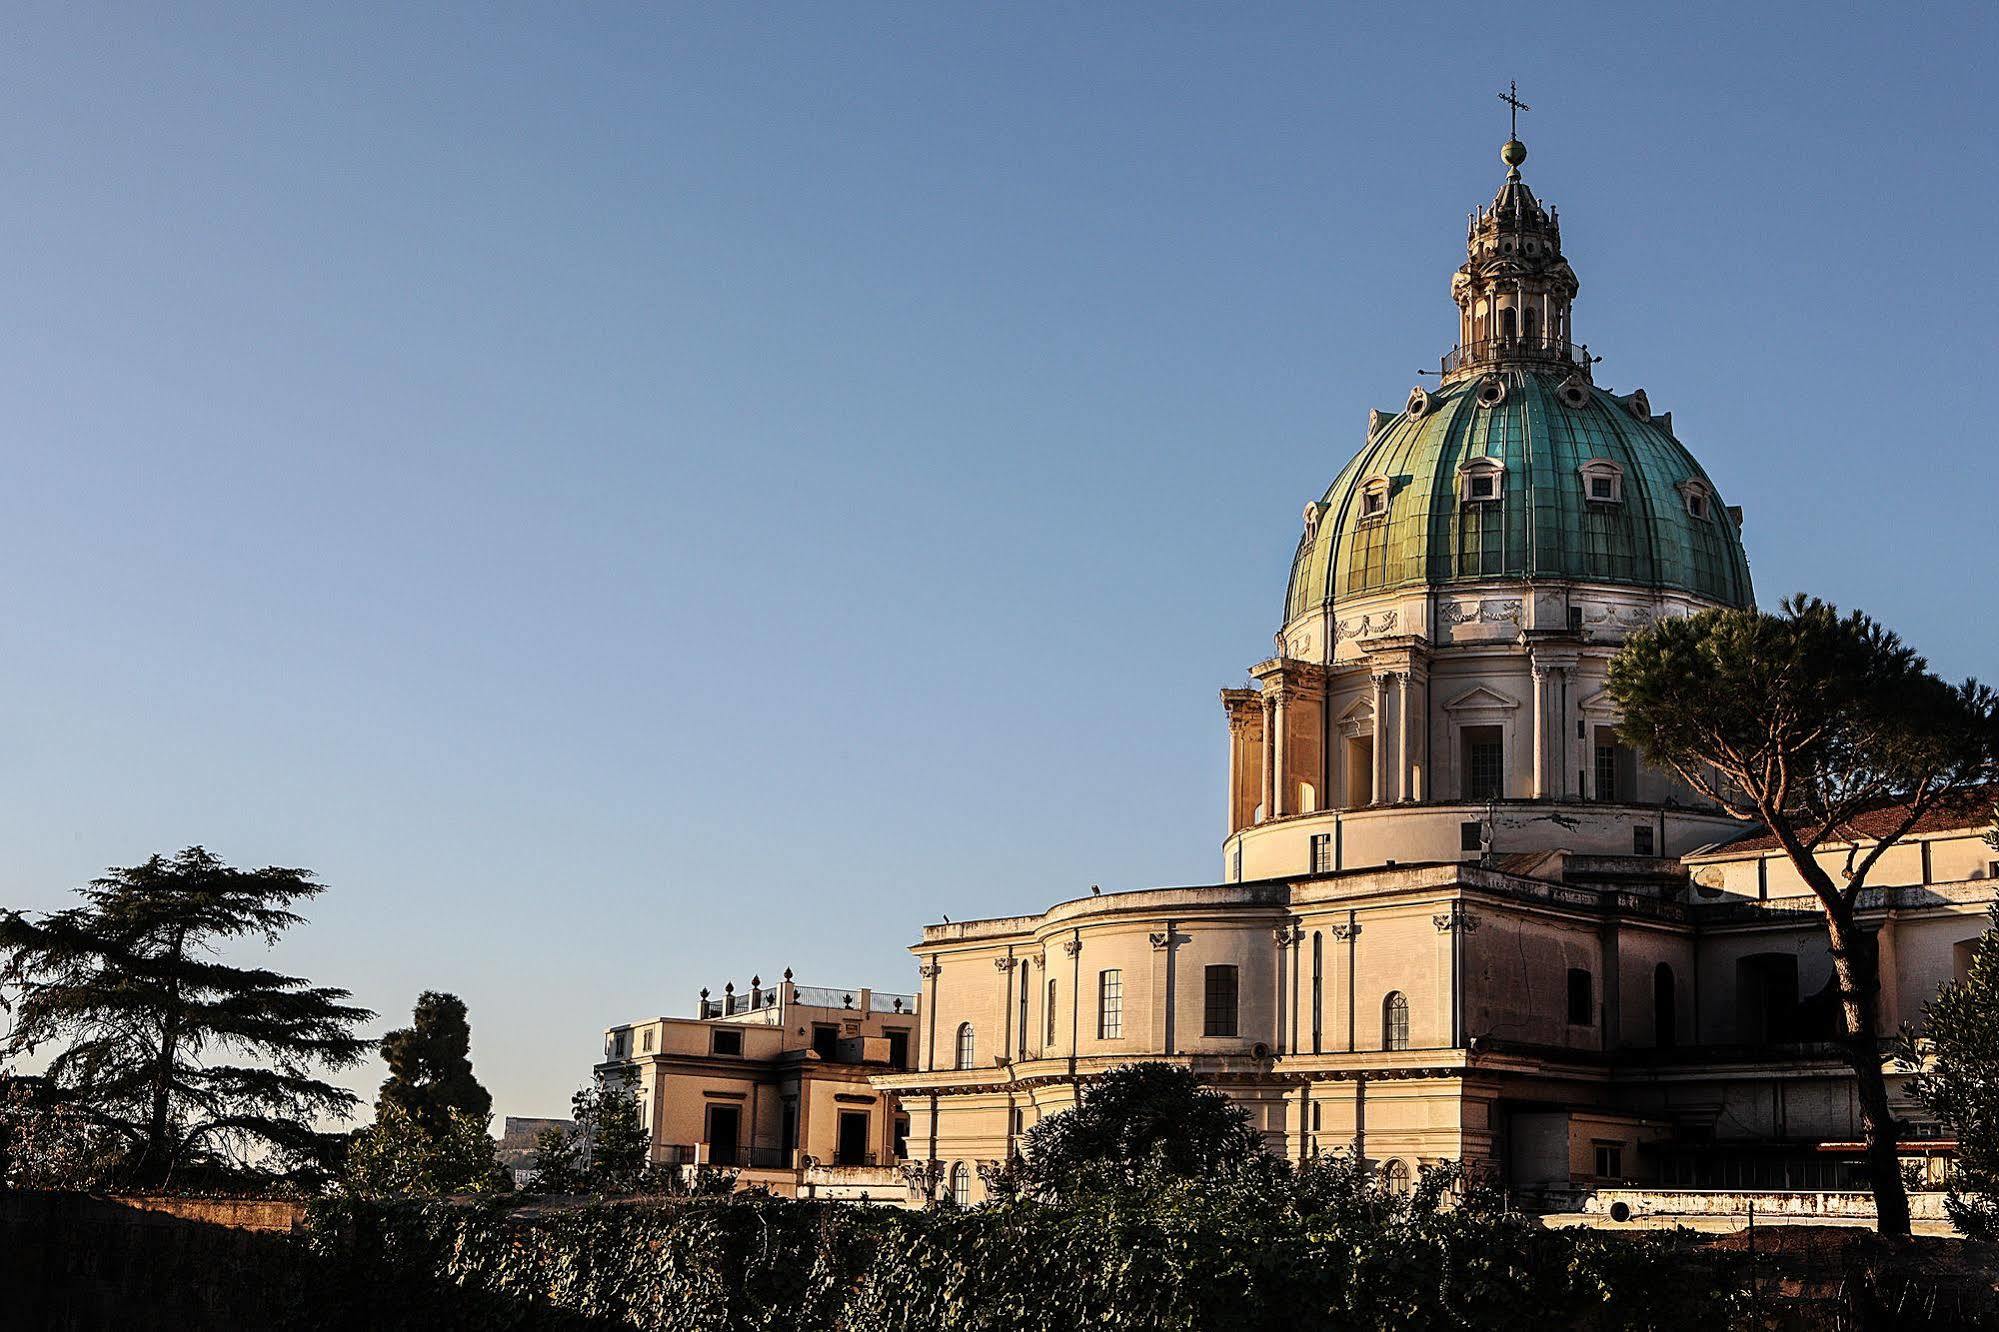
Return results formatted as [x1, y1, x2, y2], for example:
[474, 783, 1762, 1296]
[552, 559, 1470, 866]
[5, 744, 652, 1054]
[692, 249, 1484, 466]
[1580, 459, 1624, 504]
[1458, 457, 1504, 504]
[1359, 476, 1391, 520]
[1677, 479, 1714, 521]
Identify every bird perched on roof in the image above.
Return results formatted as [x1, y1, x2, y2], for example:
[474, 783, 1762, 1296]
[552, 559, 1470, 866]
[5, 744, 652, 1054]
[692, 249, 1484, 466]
[1090, 884, 1102, 896]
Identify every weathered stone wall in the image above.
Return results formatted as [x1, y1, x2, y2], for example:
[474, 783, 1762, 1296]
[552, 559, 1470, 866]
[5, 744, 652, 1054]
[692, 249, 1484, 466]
[0, 1192, 314, 1329]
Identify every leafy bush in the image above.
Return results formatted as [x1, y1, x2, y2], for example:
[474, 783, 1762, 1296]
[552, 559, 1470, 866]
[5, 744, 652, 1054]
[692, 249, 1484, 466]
[343, 1104, 508, 1199]
[301, 1162, 1745, 1331]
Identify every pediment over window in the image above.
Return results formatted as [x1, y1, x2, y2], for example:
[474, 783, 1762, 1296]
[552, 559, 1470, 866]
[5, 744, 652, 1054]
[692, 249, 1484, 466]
[1442, 684, 1520, 713]
[1578, 688, 1621, 717]
[1336, 696, 1376, 734]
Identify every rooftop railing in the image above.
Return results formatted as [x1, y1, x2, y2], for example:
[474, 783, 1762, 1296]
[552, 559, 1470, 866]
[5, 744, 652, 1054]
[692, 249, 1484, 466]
[695, 981, 918, 1019]
[1440, 336, 1590, 378]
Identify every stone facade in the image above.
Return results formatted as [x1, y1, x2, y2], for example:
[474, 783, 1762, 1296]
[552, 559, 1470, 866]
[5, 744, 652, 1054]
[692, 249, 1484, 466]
[879, 821, 1995, 1205]
[869, 133, 1997, 1207]
[605, 131, 1994, 1212]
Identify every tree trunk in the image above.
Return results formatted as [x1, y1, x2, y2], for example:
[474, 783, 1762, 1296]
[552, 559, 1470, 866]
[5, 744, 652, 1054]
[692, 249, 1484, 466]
[139, 925, 187, 1188]
[1824, 909, 1911, 1237]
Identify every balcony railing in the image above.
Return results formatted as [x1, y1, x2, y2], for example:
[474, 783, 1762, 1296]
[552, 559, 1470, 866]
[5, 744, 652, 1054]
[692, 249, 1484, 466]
[696, 981, 918, 1019]
[789, 985, 919, 1015]
[655, 1143, 795, 1170]
[1440, 336, 1590, 377]
[698, 993, 781, 1021]
[704, 1145, 793, 1170]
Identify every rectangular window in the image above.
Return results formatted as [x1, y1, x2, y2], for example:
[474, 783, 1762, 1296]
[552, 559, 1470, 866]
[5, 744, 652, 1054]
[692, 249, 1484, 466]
[1204, 965, 1239, 1038]
[1594, 1143, 1624, 1180]
[642, 1029, 654, 1053]
[1590, 476, 1615, 501]
[1097, 969, 1123, 1040]
[711, 1029, 743, 1057]
[1633, 825, 1656, 856]
[1462, 726, 1504, 801]
[1309, 833, 1333, 874]
[1046, 978, 1057, 1046]
[885, 1029, 909, 1069]
[1460, 820, 1483, 853]
[812, 1024, 839, 1059]
[1595, 738, 1619, 802]
[1567, 969, 1594, 1026]
[1347, 734, 1375, 807]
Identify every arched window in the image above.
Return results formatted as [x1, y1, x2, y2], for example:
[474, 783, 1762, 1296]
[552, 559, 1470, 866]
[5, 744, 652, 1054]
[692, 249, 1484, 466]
[949, 1161, 971, 1207]
[1523, 305, 1539, 341]
[1382, 1158, 1411, 1195]
[1383, 992, 1410, 1051]
[954, 1022, 975, 1069]
[1499, 307, 1517, 339]
[1654, 963, 1677, 1048]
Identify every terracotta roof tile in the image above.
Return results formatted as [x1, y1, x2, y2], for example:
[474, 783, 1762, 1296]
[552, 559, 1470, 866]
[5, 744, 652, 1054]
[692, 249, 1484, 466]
[1714, 785, 1999, 855]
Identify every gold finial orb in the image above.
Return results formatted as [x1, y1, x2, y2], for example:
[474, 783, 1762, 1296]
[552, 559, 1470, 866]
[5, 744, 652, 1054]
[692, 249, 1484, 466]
[1501, 138, 1527, 169]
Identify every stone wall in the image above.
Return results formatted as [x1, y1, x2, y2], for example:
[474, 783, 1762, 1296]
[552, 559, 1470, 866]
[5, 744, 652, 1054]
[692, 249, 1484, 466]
[1582, 1188, 1952, 1222]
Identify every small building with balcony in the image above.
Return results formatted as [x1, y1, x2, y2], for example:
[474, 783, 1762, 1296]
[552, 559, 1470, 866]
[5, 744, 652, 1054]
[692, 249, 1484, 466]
[597, 970, 919, 1201]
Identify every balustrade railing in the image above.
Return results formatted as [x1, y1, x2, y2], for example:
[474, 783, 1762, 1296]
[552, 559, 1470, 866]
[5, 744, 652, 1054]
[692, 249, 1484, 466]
[695, 981, 918, 1019]
[1440, 336, 1589, 377]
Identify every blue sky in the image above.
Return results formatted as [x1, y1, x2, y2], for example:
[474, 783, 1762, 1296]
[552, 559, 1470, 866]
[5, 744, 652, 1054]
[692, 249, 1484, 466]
[1, 5, 1992, 1120]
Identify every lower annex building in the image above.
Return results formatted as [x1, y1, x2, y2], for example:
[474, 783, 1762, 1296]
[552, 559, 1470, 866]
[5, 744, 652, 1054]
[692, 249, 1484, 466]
[604, 128, 1998, 1209]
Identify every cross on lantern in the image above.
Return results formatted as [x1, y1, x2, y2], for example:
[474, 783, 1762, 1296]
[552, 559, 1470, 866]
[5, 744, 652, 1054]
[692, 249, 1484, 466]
[1499, 81, 1531, 139]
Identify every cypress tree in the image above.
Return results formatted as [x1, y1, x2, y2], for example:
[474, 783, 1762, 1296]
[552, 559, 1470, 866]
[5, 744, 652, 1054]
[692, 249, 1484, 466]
[377, 991, 492, 1137]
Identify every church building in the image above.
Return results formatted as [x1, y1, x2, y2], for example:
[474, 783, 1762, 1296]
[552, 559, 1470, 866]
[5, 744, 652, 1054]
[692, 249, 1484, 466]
[871, 128, 1997, 1208]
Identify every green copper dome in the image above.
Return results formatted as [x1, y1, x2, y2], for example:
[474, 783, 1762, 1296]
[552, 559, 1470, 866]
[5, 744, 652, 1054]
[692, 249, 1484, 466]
[1285, 369, 1754, 621]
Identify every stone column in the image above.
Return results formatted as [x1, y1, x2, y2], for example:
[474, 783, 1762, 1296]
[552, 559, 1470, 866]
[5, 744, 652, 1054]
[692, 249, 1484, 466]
[1550, 664, 1570, 799]
[1528, 653, 1577, 801]
[1271, 688, 1290, 818]
[1226, 717, 1243, 834]
[920, 960, 942, 1071]
[1391, 673, 1408, 803]
[1370, 672, 1390, 805]
[995, 956, 1016, 1062]
[1407, 665, 1430, 803]
[1433, 905, 1479, 1049]
[1223, 693, 1265, 834]
[1332, 916, 1361, 1052]
[1272, 926, 1289, 1053]
[1262, 694, 1279, 822]
[1529, 663, 1548, 800]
